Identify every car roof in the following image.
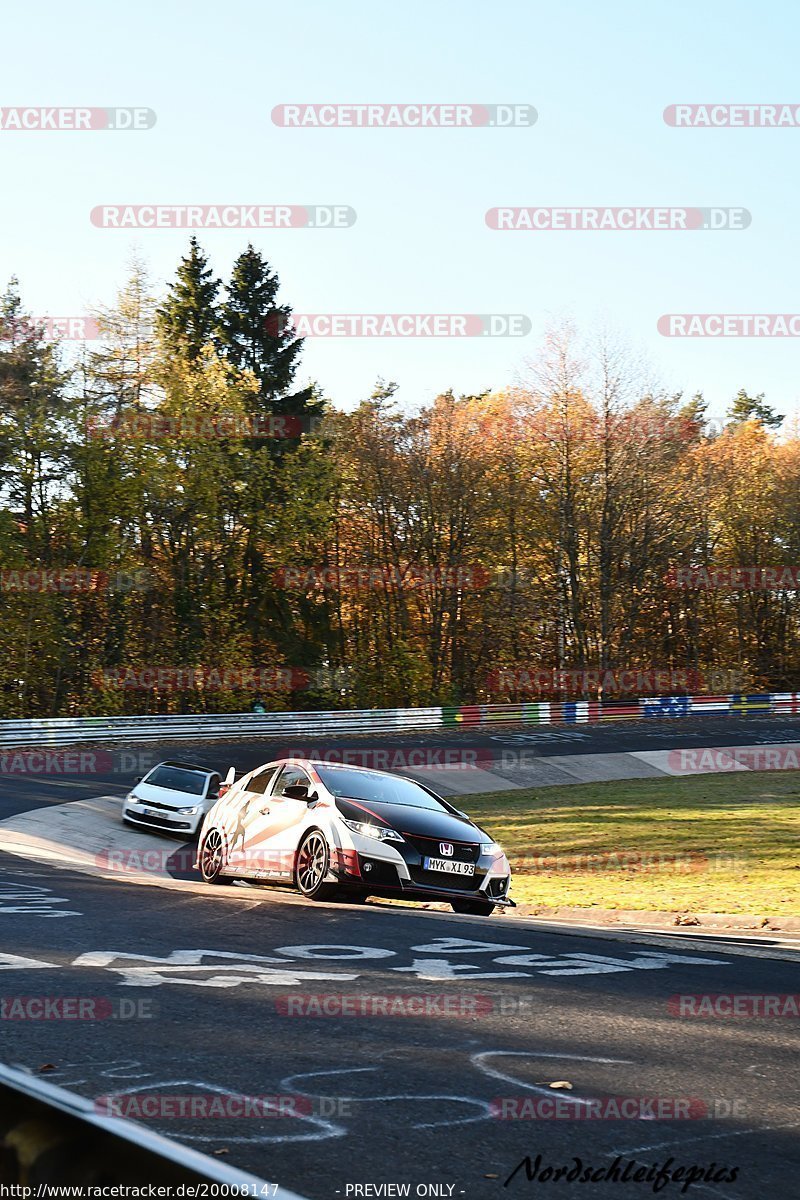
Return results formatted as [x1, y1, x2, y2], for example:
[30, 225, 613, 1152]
[249, 758, 412, 779]
[307, 759, 390, 773]
[152, 760, 215, 775]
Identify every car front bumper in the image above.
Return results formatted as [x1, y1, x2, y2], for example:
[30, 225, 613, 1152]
[330, 836, 514, 905]
[123, 803, 203, 836]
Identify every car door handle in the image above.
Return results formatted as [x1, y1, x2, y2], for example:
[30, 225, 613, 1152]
[259, 805, 271, 815]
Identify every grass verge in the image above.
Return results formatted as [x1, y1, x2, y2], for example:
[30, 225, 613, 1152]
[461, 770, 799, 917]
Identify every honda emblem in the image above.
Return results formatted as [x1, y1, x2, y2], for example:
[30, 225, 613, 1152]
[440, 842, 454, 857]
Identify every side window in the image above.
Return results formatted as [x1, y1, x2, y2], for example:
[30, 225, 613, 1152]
[207, 773, 221, 798]
[274, 765, 311, 797]
[247, 765, 280, 796]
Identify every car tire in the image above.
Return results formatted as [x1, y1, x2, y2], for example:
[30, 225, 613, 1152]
[295, 830, 341, 901]
[199, 828, 233, 885]
[451, 898, 496, 917]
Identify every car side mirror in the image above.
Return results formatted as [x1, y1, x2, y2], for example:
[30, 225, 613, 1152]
[134, 776, 142, 784]
[283, 784, 316, 801]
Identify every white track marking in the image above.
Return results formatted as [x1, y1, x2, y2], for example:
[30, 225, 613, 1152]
[409, 937, 529, 955]
[392, 958, 531, 979]
[102, 1078, 344, 1145]
[275, 944, 396, 960]
[280, 1067, 493, 1130]
[472, 1050, 634, 1109]
[0, 951, 58, 970]
[71, 949, 360, 988]
[0, 882, 80, 917]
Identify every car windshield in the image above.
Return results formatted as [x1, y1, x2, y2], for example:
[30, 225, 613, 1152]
[316, 766, 451, 812]
[143, 765, 208, 796]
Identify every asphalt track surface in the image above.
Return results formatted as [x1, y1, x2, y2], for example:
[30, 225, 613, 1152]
[1, 715, 798, 1199]
[1, 858, 798, 1200]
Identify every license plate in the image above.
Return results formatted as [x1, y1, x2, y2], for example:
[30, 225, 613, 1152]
[424, 857, 475, 875]
[143, 807, 162, 818]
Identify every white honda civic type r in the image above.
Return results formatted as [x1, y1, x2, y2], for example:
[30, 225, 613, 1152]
[196, 758, 513, 915]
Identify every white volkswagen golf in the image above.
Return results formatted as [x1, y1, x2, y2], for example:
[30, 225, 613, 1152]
[196, 758, 513, 915]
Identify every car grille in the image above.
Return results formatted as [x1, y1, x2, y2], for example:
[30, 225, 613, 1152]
[400, 833, 480, 891]
[401, 834, 480, 863]
[405, 866, 482, 892]
[130, 812, 191, 830]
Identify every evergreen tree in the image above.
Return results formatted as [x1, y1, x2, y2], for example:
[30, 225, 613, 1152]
[157, 237, 221, 362]
[727, 388, 783, 430]
[219, 245, 322, 423]
[0, 278, 71, 559]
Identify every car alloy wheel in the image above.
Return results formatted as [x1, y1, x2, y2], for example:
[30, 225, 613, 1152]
[200, 828, 232, 884]
[295, 830, 340, 901]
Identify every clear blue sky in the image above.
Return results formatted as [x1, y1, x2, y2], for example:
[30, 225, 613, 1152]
[2, 0, 799, 425]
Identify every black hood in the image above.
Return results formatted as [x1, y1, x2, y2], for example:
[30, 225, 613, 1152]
[336, 797, 481, 842]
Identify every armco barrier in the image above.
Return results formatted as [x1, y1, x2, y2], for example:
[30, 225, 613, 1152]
[0, 1061, 308, 1196]
[0, 693, 796, 747]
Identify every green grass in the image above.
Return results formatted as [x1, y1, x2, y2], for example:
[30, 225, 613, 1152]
[461, 771, 800, 917]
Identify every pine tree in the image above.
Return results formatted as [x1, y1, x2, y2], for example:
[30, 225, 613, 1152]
[157, 237, 221, 362]
[727, 388, 783, 430]
[219, 244, 322, 423]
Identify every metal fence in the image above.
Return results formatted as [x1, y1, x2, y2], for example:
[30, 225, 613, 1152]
[0, 693, 796, 747]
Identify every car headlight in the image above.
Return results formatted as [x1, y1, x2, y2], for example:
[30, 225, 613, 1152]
[481, 841, 505, 857]
[178, 806, 199, 815]
[342, 817, 404, 843]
